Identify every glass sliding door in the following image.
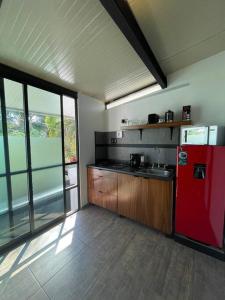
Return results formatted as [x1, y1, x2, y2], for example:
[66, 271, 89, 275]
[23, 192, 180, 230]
[63, 96, 79, 213]
[0, 74, 79, 251]
[28, 86, 64, 229]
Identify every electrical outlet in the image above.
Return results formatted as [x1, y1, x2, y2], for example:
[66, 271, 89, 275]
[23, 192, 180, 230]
[111, 138, 117, 144]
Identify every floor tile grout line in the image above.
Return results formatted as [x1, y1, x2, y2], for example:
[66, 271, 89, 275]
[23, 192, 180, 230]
[0, 210, 138, 292]
[81, 224, 142, 299]
[10, 211, 115, 292]
[28, 240, 87, 289]
[39, 218, 117, 288]
[2, 206, 225, 299]
[75, 217, 117, 245]
[28, 267, 50, 299]
[0, 214, 89, 284]
[35, 215, 120, 291]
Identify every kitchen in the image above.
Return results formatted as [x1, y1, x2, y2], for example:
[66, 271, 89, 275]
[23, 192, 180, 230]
[1, 0, 225, 299]
[89, 107, 225, 255]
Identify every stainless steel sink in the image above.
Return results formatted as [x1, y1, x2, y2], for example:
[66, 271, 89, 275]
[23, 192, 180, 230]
[135, 168, 173, 177]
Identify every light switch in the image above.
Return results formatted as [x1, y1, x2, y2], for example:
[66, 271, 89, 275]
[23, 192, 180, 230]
[116, 130, 123, 139]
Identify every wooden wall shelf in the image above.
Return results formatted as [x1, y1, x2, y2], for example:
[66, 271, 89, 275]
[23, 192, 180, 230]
[121, 120, 192, 130]
[121, 120, 192, 140]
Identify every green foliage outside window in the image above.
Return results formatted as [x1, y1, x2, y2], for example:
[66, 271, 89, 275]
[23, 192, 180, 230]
[0, 109, 76, 163]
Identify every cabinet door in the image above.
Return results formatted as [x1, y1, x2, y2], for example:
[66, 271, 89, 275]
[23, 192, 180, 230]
[101, 171, 118, 212]
[137, 178, 173, 234]
[118, 173, 141, 220]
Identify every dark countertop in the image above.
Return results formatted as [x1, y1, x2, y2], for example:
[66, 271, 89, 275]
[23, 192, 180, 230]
[87, 163, 175, 181]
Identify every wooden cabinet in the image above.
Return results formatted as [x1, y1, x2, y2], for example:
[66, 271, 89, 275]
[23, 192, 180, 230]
[117, 173, 173, 234]
[117, 174, 141, 220]
[88, 167, 173, 235]
[137, 178, 173, 234]
[87, 168, 118, 212]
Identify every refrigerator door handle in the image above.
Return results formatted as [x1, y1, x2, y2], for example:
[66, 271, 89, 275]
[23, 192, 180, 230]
[201, 168, 205, 179]
[184, 130, 188, 143]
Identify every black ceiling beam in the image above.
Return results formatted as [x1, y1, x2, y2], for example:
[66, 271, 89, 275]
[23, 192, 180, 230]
[99, 0, 167, 88]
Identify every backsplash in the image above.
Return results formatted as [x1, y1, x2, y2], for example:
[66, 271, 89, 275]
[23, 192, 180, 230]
[95, 128, 179, 165]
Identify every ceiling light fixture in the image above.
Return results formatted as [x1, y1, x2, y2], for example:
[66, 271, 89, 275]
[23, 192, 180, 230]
[106, 83, 162, 109]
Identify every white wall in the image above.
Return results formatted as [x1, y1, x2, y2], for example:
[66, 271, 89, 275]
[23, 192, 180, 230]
[106, 50, 225, 131]
[78, 50, 225, 207]
[78, 93, 105, 207]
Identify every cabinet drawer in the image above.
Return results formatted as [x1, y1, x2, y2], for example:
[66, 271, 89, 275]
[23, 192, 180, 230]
[88, 168, 103, 179]
[87, 167, 118, 212]
[92, 169, 117, 194]
[89, 168, 116, 179]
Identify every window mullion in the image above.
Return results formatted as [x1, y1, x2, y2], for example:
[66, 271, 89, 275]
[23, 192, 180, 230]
[74, 97, 80, 210]
[60, 95, 67, 214]
[23, 84, 35, 232]
[0, 78, 14, 231]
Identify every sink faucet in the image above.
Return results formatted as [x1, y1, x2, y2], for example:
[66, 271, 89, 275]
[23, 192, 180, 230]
[154, 147, 160, 168]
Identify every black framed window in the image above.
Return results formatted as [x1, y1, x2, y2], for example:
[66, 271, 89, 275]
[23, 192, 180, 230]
[0, 66, 79, 252]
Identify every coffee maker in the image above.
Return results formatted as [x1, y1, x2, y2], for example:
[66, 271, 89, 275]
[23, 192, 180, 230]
[130, 153, 144, 168]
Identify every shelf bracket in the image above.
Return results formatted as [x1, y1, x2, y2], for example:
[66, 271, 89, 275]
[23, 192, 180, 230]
[139, 129, 143, 140]
[169, 127, 174, 140]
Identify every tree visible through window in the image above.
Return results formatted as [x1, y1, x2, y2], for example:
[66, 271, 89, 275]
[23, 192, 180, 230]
[64, 117, 77, 163]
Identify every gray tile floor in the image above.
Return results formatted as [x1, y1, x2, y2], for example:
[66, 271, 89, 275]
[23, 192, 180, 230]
[0, 205, 225, 300]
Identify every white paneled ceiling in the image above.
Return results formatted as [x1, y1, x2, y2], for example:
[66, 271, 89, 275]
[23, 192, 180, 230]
[128, 0, 225, 74]
[1, 0, 225, 102]
[0, 0, 156, 102]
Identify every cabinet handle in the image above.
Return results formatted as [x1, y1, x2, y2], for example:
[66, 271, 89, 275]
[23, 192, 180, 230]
[98, 191, 103, 193]
[99, 176, 103, 178]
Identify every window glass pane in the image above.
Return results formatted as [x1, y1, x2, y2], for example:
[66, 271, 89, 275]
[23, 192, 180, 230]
[4, 79, 27, 172]
[63, 96, 77, 163]
[0, 176, 9, 246]
[11, 173, 29, 208]
[0, 99, 5, 174]
[0, 177, 8, 213]
[65, 164, 77, 187]
[28, 86, 62, 168]
[0, 176, 30, 246]
[66, 187, 78, 213]
[11, 173, 30, 237]
[32, 167, 64, 228]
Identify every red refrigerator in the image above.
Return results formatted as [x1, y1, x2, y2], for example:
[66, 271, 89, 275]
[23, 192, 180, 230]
[175, 145, 225, 248]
